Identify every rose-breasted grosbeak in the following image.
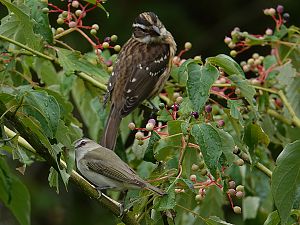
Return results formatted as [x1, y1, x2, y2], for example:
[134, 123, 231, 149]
[101, 12, 176, 150]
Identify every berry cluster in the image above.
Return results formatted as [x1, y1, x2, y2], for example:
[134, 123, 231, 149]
[172, 42, 201, 66]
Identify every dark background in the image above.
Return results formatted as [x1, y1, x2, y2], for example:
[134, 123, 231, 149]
[0, 0, 299, 224]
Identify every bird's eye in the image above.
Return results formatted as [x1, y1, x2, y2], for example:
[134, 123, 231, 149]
[77, 140, 87, 148]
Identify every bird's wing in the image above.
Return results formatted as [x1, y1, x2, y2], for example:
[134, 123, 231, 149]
[121, 43, 170, 116]
[84, 149, 145, 187]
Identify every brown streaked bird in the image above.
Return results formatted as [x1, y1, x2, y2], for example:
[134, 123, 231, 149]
[75, 138, 165, 195]
[101, 12, 176, 150]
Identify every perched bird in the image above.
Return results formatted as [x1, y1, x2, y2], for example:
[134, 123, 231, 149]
[75, 138, 165, 195]
[101, 12, 176, 150]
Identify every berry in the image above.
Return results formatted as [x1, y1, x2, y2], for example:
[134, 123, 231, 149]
[176, 96, 183, 104]
[227, 188, 236, 196]
[247, 58, 254, 65]
[198, 160, 205, 169]
[252, 53, 259, 59]
[194, 56, 201, 61]
[191, 164, 199, 171]
[92, 24, 99, 31]
[56, 27, 64, 34]
[184, 42, 192, 50]
[105, 60, 112, 67]
[107, 66, 113, 73]
[128, 122, 136, 130]
[159, 103, 165, 109]
[179, 59, 186, 66]
[263, 9, 270, 16]
[146, 123, 154, 131]
[205, 105, 212, 113]
[172, 56, 180, 64]
[235, 158, 244, 166]
[173, 92, 180, 99]
[283, 13, 290, 22]
[102, 42, 110, 49]
[72, 1, 79, 8]
[235, 88, 241, 95]
[191, 111, 199, 119]
[242, 64, 250, 72]
[228, 42, 236, 49]
[269, 8, 276, 16]
[135, 131, 144, 140]
[42, 7, 49, 14]
[200, 169, 208, 176]
[235, 191, 244, 199]
[57, 18, 64, 25]
[114, 45, 121, 52]
[94, 49, 102, 55]
[265, 28, 273, 35]
[230, 50, 237, 57]
[224, 36, 232, 44]
[233, 146, 240, 154]
[228, 180, 236, 189]
[90, 29, 97, 35]
[236, 185, 244, 192]
[217, 120, 225, 127]
[110, 34, 118, 42]
[75, 10, 82, 17]
[190, 174, 197, 182]
[233, 206, 242, 214]
[148, 119, 156, 126]
[69, 21, 77, 28]
[276, 5, 284, 14]
[62, 11, 68, 18]
[195, 194, 204, 202]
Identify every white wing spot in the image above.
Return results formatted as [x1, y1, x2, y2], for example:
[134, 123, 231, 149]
[137, 64, 143, 69]
[127, 89, 132, 93]
[131, 78, 137, 82]
[146, 67, 149, 71]
[109, 82, 112, 87]
[111, 72, 114, 76]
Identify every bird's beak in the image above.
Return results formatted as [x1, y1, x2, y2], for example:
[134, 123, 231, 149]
[152, 25, 161, 36]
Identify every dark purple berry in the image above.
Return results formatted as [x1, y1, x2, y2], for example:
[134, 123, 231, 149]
[283, 13, 290, 22]
[276, 5, 284, 14]
[191, 111, 199, 119]
[172, 104, 179, 111]
[205, 105, 212, 113]
[104, 37, 111, 42]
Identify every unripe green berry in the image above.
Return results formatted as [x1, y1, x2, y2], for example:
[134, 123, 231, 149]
[242, 64, 250, 72]
[252, 53, 259, 59]
[107, 66, 113, 73]
[42, 7, 49, 14]
[69, 21, 77, 28]
[57, 18, 64, 25]
[230, 50, 237, 57]
[114, 45, 121, 52]
[135, 131, 144, 140]
[200, 168, 208, 176]
[265, 28, 273, 35]
[128, 122, 136, 130]
[195, 194, 204, 202]
[176, 96, 183, 104]
[62, 11, 68, 18]
[90, 29, 97, 35]
[247, 58, 254, 65]
[236, 185, 244, 192]
[228, 42, 236, 49]
[110, 34, 118, 42]
[184, 42, 192, 50]
[146, 123, 154, 131]
[233, 206, 242, 214]
[102, 42, 110, 49]
[198, 160, 205, 169]
[191, 164, 199, 171]
[75, 10, 82, 17]
[56, 27, 64, 34]
[194, 56, 201, 61]
[269, 8, 276, 16]
[235, 88, 241, 95]
[92, 24, 99, 30]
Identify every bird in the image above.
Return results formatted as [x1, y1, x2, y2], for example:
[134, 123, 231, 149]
[101, 11, 176, 150]
[75, 138, 166, 195]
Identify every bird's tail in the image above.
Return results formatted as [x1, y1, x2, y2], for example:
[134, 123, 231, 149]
[100, 106, 121, 151]
[145, 183, 166, 196]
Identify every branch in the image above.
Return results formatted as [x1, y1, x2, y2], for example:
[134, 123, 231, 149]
[76, 72, 107, 91]
[0, 104, 139, 225]
[0, 34, 55, 61]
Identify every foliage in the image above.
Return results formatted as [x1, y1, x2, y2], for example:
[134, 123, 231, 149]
[0, 1, 300, 225]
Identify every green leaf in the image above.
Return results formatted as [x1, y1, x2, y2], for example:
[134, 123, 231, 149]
[33, 58, 59, 86]
[206, 54, 245, 77]
[217, 129, 235, 165]
[168, 120, 184, 135]
[264, 211, 280, 225]
[228, 74, 256, 107]
[19, 89, 60, 139]
[25, 0, 53, 43]
[207, 216, 233, 225]
[57, 48, 109, 81]
[48, 167, 59, 193]
[0, 0, 42, 50]
[154, 133, 182, 161]
[83, 0, 109, 17]
[271, 140, 300, 225]
[144, 131, 160, 163]
[0, 157, 30, 225]
[242, 196, 260, 220]
[243, 123, 270, 152]
[156, 184, 176, 210]
[228, 99, 244, 124]
[187, 63, 219, 112]
[191, 124, 222, 177]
